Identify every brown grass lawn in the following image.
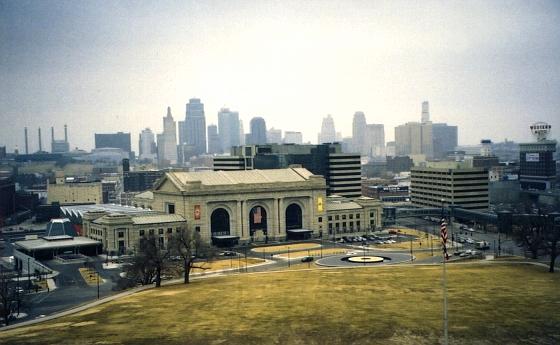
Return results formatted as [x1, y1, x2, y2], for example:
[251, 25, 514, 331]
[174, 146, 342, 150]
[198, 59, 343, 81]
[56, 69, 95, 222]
[190, 258, 265, 273]
[2, 263, 559, 345]
[252, 243, 321, 253]
[78, 268, 105, 286]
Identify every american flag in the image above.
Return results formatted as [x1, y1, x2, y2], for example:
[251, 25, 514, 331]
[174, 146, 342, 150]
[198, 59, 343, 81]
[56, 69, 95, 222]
[253, 207, 262, 224]
[440, 218, 449, 260]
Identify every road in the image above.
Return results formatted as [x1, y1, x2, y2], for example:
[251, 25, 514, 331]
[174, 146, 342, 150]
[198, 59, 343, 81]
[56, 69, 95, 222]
[396, 217, 522, 257]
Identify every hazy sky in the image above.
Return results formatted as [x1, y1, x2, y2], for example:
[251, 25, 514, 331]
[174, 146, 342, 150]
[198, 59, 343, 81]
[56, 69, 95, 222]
[1, 0, 559, 153]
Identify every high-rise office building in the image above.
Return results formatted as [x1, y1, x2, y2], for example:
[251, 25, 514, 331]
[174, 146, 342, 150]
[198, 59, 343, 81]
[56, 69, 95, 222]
[267, 128, 282, 144]
[352, 111, 367, 154]
[213, 143, 362, 198]
[394, 102, 434, 158]
[95, 132, 131, 153]
[239, 119, 245, 146]
[138, 128, 157, 162]
[157, 107, 177, 166]
[178, 121, 186, 145]
[421, 101, 430, 123]
[218, 108, 241, 153]
[184, 98, 207, 156]
[284, 131, 303, 144]
[366, 124, 385, 158]
[318, 115, 336, 144]
[207, 124, 221, 154]
[247, 117, 267, 145]
[432, 123, 458, 159]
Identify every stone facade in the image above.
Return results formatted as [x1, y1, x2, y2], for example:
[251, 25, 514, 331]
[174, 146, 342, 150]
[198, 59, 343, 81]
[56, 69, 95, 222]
[82, 210, 186, 254]
[144, 168, 327, 245]
[325, 196, 383, 239]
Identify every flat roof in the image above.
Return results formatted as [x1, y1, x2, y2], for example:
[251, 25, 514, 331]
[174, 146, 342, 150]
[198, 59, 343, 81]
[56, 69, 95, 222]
[14, 236, 101, 251]
[61, 204, 155, 220]
[166, 168, 317, 189]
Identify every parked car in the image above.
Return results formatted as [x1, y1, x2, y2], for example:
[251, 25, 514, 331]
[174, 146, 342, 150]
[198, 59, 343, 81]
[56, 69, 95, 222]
[220, 251, 237, 256]
[301, 256, 314, 262]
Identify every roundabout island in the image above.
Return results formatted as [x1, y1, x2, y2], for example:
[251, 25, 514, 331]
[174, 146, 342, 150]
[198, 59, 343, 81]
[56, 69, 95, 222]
[316, 251, 412, 267]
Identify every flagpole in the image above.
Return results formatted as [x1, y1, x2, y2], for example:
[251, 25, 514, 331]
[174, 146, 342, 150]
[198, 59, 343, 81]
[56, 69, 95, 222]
[441, 199, 449, 345]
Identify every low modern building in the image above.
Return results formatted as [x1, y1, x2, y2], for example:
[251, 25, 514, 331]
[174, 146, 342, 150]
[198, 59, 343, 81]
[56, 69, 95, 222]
[13, 218, 102, 261]
[411, 163, 489, 211]
[325, 195, 382, 239]
[141, 168, 328, 246]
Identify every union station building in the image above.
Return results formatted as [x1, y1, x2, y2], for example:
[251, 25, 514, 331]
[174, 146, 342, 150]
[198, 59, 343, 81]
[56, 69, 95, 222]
[134, 168, 382, 247]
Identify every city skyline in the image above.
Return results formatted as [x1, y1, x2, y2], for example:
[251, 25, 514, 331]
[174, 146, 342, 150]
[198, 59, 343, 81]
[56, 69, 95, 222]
[1, 1, 560, 152]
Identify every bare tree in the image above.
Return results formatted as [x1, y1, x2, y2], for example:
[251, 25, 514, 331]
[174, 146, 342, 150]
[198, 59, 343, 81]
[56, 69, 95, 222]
[0, 268, 23, 326]
[543, 213, 560, 273]
[168, 228, 216, 284]
[126, 234, 169, 288]
[514, 215, 546, 259]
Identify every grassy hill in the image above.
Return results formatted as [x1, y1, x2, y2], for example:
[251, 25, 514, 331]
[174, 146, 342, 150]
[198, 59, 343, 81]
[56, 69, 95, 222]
[1, 262, 559, 345]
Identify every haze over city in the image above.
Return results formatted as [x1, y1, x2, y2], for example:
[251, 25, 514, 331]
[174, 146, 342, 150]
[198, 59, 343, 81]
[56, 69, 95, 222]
[1, 0, 559, 152]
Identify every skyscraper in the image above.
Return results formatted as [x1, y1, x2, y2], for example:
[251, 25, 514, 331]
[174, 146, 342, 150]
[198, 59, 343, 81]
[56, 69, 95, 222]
[318, 114, 336, 144]
[178, 121, 186, 145]
[184, 98, 207, 156]
[365, 124, 385, 158]
[139, 128, 157, 162]
[207, 124, 221, 154]
[239, 119, 245, 146]
[394, 122, 433, 158]
[267, 127, 282, 144]
[352, 111, 367, 154]
[247, 117, 267, 145]
[421, 101, 430, 123]
[284, 131, 303, 144]
[432, 123, 458, 159]
[218, 108, 240, 153]
[394, 102, 434, 158]
[157, 107, 177, 166]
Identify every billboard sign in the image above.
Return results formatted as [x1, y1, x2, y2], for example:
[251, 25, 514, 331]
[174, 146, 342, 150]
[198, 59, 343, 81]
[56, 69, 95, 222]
[525, 153, 540, 162]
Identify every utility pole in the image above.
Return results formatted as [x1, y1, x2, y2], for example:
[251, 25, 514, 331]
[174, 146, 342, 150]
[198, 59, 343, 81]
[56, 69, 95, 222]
[441, 199, 449, 345]
[97, 271, 100, 299]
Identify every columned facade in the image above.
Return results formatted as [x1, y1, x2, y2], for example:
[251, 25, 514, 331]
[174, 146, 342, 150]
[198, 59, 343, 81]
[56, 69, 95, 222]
[147, 168, 327, 246]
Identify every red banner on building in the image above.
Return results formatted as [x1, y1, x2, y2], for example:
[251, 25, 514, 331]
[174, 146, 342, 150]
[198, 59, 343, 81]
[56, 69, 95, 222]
[194, 205, 201, 220]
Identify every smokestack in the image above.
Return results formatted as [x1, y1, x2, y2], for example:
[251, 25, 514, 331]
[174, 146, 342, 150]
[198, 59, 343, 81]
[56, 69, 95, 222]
[38, 128, 42, 152]
[24, 127, 29, 154]
[64, 124, 68, 143]
[51, 126, 55, 144]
